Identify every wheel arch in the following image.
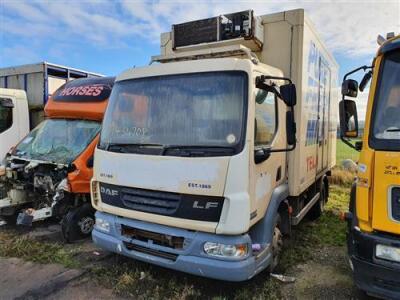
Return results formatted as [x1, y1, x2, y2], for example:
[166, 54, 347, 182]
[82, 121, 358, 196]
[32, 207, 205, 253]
[249, 184, 289, 244]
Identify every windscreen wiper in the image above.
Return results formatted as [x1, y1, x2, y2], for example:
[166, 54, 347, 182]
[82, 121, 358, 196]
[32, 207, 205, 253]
[105, 143, 164, 153]
[386, 128, 400, 132]
[161, 145, 235, 156]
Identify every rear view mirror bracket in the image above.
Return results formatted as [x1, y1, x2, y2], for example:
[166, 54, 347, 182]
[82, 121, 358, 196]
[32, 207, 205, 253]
[256, 75, 297, 107]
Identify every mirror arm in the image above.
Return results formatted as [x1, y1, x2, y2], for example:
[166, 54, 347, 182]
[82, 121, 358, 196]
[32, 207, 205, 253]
[340, 136, 361, 152]
[343, 65, 372, 81]
[260, 75, 293, 84]
[255, 77, 281, 97]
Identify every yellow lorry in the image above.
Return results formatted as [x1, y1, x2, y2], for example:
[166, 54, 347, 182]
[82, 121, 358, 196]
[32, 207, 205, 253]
[340, 33, 400, 299]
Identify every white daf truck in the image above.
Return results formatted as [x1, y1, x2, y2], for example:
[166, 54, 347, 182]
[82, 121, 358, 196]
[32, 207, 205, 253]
[0, 88, 29, 165]
[91, 9, 338, 281]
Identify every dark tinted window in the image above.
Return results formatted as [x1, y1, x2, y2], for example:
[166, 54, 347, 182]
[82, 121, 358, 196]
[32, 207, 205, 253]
[370, 50, 400, 150]
[0, 99, 13, 133]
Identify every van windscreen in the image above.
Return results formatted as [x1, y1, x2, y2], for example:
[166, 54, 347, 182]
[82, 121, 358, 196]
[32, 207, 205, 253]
[14, 119, 101, 164]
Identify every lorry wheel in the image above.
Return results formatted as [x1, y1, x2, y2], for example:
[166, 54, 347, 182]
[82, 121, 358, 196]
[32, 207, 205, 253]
[61, 203, 95, 243]
[269, 215, 283, 272]
[307, 182, 327, 221]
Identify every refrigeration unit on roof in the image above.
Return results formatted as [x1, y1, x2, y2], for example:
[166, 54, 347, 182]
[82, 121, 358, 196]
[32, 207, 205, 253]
[172, 10, 264, 51]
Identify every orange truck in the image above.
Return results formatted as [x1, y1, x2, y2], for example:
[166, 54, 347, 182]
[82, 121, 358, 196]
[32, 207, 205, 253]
[0, 76, 114, 241]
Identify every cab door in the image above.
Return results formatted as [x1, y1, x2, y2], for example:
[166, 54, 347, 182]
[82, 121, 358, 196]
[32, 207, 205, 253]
[250, 86, 286, 218]
[0, 96, 18, 162]
[372, 152, 400, 234]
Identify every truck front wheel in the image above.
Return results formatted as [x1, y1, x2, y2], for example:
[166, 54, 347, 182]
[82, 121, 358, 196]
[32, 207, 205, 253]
[269, 215, 283, 272]
[61, 203, 95, 243]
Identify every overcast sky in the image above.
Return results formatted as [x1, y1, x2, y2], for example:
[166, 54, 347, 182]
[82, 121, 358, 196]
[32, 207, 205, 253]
[1, 0, 399, 119]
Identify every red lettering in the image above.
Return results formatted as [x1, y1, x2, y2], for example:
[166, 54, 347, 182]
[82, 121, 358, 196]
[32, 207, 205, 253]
[59, 88, 67, 96]
[66, 87, 75, 96]
[306, 156, 317, 172]
[92, 86, 103, 97]
[72, 86, 82, 96]
[85, 86, 95, 96]
[78, 86, 88, 96]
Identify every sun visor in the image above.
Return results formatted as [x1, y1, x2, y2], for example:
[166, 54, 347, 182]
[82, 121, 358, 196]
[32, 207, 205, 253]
[45, 77, 115, 120]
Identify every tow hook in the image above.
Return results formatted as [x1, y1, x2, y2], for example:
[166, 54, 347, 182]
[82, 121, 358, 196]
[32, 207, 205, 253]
[339, 211, 353, 222]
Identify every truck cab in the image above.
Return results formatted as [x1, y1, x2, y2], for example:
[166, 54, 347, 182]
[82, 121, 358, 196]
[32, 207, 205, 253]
[0, 77, 114, 241]
[340, 34, 400, 299]
[91, 9, 338, 281]
[0, 88, 29, 165]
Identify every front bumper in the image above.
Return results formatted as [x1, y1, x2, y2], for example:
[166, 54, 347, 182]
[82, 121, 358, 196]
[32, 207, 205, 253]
[92, 211, 273, 281]
[349, 229, 400, 299]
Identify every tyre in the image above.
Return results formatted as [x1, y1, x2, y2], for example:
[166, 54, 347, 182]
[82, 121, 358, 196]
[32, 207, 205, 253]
[307, 181, 327, 221]
[61, 203, 95, 243]
[269, 215, 283, 272]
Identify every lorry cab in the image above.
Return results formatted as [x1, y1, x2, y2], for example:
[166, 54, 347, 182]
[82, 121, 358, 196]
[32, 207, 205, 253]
[340, 34, 400, 298]
[0, 77, 114, 242]
[0, 88, 29, 165]
[91, 9, 338, 281]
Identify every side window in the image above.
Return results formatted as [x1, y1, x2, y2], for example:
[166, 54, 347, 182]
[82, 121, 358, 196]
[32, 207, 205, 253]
[255, 90, 277, 145]
[0, 99, 13, 134]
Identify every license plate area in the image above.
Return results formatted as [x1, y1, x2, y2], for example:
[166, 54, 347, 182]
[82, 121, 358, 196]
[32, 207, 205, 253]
[121, 224, 185, 250]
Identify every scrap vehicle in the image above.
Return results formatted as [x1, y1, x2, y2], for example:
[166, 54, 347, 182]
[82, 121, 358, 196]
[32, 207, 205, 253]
[0, 62, 103, 128]
[0, 77, 115, 242]
[0, 88, 29, 166]
[340, 33, 400, 299]
[91, 9, 339, 281]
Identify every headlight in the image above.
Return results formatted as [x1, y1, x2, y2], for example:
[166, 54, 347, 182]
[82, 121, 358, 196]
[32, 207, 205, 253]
[95, 217, 110, 233]
[91, 180, 100, 206]
[203, 242, 248, 258]
[376, 244, 400, 263]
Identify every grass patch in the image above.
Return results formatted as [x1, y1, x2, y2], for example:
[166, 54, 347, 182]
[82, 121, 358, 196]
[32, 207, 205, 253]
[91, 258, 281, 300]
[336, 140, 359, 165]
[279, 185, 348, 271]
[0, 231, 80, 268]
[329, 167, 356, 187]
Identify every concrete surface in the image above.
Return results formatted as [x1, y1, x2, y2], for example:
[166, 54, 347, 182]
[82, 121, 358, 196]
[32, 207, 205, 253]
[0, 257, 122, 300]
[0, 257, 83, 299]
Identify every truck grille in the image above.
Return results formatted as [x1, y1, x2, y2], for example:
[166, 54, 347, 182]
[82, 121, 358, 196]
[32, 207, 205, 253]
[99, 182, 224, 222]
[392, 188, 400, 222]
[120, 187, 180, 215]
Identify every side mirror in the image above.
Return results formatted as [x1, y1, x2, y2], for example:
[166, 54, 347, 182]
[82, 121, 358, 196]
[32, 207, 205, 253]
[341, 79, 358, 98]
[339, 99, 359, 138]
[359, 71, 372, 92]
[280, 83, 297, 106]
[286, 111, 296, 146]
[254, 148, 271, 164]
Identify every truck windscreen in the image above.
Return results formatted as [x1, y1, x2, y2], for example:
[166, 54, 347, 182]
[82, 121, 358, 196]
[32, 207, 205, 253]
[99, 71, 247, 155]
[14, 119, 101, 164]
[370, 50, 400, 150]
